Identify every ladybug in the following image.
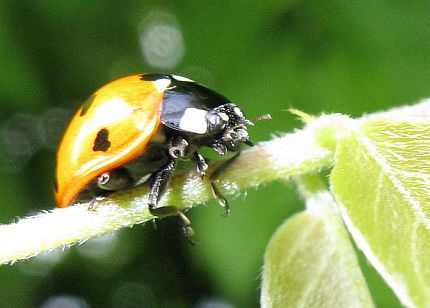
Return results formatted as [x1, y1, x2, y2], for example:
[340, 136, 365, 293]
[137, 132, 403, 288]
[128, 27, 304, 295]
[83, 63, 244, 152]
[55, 73, 254, 233]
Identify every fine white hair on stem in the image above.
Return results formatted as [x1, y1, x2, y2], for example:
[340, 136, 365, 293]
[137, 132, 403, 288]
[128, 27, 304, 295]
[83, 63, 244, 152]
[0, 118, 333, 265]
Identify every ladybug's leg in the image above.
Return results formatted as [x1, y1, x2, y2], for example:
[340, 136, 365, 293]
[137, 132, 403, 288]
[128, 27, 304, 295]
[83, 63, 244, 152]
[193, 152, 208, 178]
[148, 159, 176, 215]
[88, 195, 97, 211]
[210, 152, 241, 217]
[148, 159, 194, 239]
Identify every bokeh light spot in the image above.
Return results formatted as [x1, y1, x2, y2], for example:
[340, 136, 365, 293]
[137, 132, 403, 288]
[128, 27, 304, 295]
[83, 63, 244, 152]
[40, 295, 90, 308]
[111, 281, 156, 308]
[195, 298, 235, 308]
[19, 249, 65, 277]
[77, 232, 119, 259]
[0, 113, 41, 173]
[38, 107, 73, 150]
[138, 11, 185, 70]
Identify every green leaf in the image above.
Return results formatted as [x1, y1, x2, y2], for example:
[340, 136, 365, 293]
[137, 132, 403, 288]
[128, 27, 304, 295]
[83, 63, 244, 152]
[330, 100, 430, 307]
[261, 175, 374, 308]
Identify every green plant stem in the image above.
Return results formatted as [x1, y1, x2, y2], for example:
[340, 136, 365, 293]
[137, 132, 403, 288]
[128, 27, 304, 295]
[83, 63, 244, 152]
[0, 118, 335, 265]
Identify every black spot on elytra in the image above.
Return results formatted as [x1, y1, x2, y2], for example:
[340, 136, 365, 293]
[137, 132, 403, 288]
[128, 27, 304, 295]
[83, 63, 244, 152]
[140, 73, 170, 81]
[80, 94, 96, 117]
[93, 128, 111, 152]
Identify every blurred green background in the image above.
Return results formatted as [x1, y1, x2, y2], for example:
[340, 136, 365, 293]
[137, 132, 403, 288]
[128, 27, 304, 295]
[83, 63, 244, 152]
[1, 0, 429, 307]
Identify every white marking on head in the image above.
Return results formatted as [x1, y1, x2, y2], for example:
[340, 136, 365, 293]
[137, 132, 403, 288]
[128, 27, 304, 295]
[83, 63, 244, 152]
[233, 106, 243, 118]
[172, 75, 194, 82]
[179, 108, 208, 134]
[152, 78, 171, 92]
[219, 112, 229, 122]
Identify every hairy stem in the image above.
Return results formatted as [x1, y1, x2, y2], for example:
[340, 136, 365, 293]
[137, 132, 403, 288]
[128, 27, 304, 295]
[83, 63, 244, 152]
[0, 117, 336, 265]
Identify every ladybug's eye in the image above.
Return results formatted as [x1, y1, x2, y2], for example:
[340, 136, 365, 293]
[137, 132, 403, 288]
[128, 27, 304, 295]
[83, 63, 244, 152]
[97, 169, 131, 191]
[207, 111, 227, 134]
[98, 172, 110, 185]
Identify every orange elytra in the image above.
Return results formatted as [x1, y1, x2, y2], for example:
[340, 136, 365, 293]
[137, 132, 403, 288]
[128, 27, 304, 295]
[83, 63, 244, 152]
[55, 73, 254, 224]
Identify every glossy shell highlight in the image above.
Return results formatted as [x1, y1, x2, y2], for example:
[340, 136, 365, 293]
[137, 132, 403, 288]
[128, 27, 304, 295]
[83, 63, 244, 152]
[55, 74, 171, 207]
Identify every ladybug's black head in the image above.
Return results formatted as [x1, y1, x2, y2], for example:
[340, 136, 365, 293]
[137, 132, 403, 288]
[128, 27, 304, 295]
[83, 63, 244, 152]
[207, 103, 253, 155]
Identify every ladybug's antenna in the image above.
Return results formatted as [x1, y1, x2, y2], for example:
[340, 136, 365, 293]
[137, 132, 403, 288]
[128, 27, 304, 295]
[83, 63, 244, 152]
[234, 114, 271, 129]
[241, 114, 271, 148]
[244, 139, 254, 147]
[251, 113, 272, 122]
